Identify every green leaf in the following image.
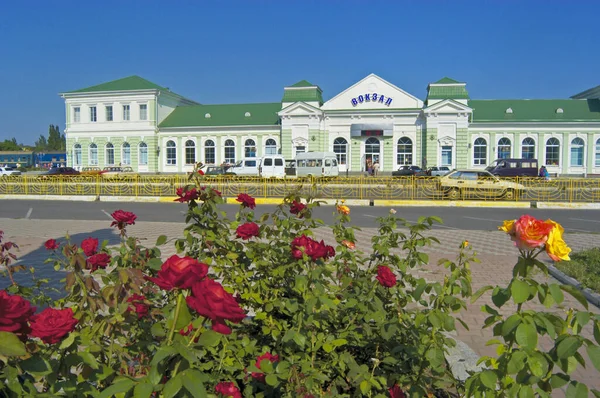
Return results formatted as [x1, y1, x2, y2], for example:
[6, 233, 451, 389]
[507, 351, 527, 374]
[502, 314, 522, 336]
[518, 385, 534, 398]
[511, 280, 531, 304]
[549, 373, 570, 388]
[549, 283, 564, 305]
[0, 332, 26, 356]
[557, 336, 582, 359]
[163, 374, 183, 398]
[480, 370, 497, 389]
[560, 285, 588, 310]
[99, 378, 136, 398]
[196, 330, 221, 347]
[516, 323, 538, 349]
[491, 287, 510, 308]
[133, 382, 154, 398]
[587, 345, 600, 372]
[527, 352, 549, 377]
[181, 369, 207, 398]
[471, 285, 494, 303]
[156, 235, 167, 246]
[566, 381, 589, 398]
[19, 355, 53, 376]
[151, 322, 165, 338]
[595, 321, 600, 345]
[265, 374, 278, 387]
[360, 380, 370, 395]
[58, 331, 77, 350]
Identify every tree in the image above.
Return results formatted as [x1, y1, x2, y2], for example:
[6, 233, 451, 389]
[0, 138, 21, 151]
[34, 135, 48, 151]
[47, 125, 65, 151]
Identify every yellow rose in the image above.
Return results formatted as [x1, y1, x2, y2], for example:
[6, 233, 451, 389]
[499, 219, 515, 234]
[337, 205, 350, 215]
[545, 219, 571, 262]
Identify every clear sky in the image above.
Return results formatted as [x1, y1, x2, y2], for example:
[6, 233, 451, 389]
[1, 0, 599, 145]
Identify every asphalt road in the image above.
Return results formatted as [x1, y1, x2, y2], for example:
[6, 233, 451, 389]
[1, 199, 599, 232]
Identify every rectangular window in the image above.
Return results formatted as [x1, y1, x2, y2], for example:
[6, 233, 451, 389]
[441, 146, 453, 166]
[139, 146, 148, 166]
[73, 107, 81, 123]
[90, 106, 97, 122]
[596, 142, 600, 167]
[90, 148, 98, 165]
[185, 146, 196, 165]
[105, 105, 113, 121]
[139, 104, 148, 120]
[205, 147, 215, 164]
[123, 105, 130, 121]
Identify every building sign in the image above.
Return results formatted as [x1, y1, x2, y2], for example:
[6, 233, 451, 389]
[350, 124, 393, 137]
[351, 93, 393, 107]
[361, 130, 383, 136]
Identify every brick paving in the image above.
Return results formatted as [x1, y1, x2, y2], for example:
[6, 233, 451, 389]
[2, 217, 600, 391]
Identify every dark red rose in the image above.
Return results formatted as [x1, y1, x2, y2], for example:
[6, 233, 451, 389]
[29, 307, 78, 344]
[215, 381, 242, 398]
[126, 294, 149, 318]
[389, 384, 406, 398]
[110, 210, 137, 229]
[291, 235, 335, 261]
[236, 193, 256, 209]
[376, 266, 397, 288]
[290, 200, 306, 217]
[236, 222, 260, 240]
[81, 237, 98, 257]
[251, 352, 279, 382]
[186, 278, 246, 335]
[45, 239, 59, 250]
[146, 255, 208, 290]
[198, 170, 205, 176]
[87, 253, 111, 272]
[212, 189, 222, 197]
[175, 187, 199, 203]
[0, 290, 36, 334]
[179, 323, 193, 336]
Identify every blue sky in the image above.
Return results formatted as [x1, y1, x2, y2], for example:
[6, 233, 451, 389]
[1, 1, 598, 144]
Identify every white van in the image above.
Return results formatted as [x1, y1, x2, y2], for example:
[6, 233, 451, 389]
[295, 152, 339, 177]
[259, 155, 286, 178]
[227, 158, 260, 176]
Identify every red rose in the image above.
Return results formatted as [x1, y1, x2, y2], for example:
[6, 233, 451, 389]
[186, 278, 246, 335]
[146, 255, 208, 290]
[212, 189, 222, 197]
[290, 200, 306, 217]
[198, 170, 205, 176]
[81, 237, 98, 256]
[389, 384, 406, 398]
[45, 239, 59, 250]
[236, 222, 260, 240]
[29, 307, 78, 344]
[87, 252, 111, 272]
[251, 352, 279, 382]
[179, 323, 193, 336]
[376, 266, 397, 288]
[291, 235, 335, 261]
[126, 294, 149, 318]
[110, 210, 137, 229]
[175, 187, 199, 203]
[215, 381, 242, 398]
[0, 290, 36, 335]
[236, 193, 256, 209]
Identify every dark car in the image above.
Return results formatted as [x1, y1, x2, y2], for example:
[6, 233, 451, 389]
[45, 167, 81, 176]
[392, 165, 427, 177]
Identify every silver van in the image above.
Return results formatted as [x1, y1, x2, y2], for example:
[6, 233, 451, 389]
[259, 155, 286, 178]
[295, 152, 339, 177]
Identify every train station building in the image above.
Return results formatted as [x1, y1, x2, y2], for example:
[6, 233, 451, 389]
[61, 74, 600, 175]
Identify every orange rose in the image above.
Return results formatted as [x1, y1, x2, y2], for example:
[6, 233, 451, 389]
[545, 219, 571, 261]
[341, 240, 355, 250]
[337, 205, 350, 215]
[500, 215, 553, 250]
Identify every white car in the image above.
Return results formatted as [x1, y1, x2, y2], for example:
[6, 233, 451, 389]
[0, 166, 21, 177]
[427, 166, 451, 176]
[439, 169, 525, 200]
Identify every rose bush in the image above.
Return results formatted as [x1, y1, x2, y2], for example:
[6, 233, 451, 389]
[1, 166, 599, 397]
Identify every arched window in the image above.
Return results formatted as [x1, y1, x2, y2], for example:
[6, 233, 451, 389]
[596, 138, 600, 167]
[185, 140, 196, 165]
[139, 142, 148, 166]
[166, 140, 176, 165]
[497, 138, 511, 159]
[396, 137, 413, 165]
[570, 137, 584, 167]
[89, 143, 98, 166]
[333, 137, 348, 165]
[122, 142, 131, 165]
[244, 139, 256, 157]
[224, 139, 235, 164]
[265, 138, 277, 155]
[73, 144, 82, 166]
[105, 143, 115, 165]
[204, 140, 215, 164]
[473, 138, 487, 165]
[521, 137, 535, 159]
[545, 138, 560, 166]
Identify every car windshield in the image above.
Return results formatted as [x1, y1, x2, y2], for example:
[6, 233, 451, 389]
[485, 160, 500, 171]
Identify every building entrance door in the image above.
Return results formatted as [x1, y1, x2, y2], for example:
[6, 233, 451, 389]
[364, 137, 381, 174]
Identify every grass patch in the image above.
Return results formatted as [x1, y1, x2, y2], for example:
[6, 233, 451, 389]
[554, 248, 600, 293]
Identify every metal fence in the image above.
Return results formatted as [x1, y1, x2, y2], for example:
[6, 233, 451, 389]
[0, 175, 599, 202]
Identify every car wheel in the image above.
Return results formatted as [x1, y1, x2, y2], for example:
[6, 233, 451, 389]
[504, 189, 515, 200]
[447, 188, 460, 200]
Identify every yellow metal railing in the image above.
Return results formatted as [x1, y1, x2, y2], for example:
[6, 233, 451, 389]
[0, 175, 599, 202]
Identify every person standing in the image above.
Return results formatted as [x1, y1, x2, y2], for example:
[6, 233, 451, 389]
[373, 161, 380, 176]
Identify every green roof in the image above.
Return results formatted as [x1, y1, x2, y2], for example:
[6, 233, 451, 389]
[159, 103, 281, 128]
[571, 84, 600, 99]
[433, 77, 461, 84]
[281, 88, 324, 104]
[67, 75, 169, 93]
[427, 85, 470, 100]
[469, 99, 600, 122]
[289, 80, 316, 88]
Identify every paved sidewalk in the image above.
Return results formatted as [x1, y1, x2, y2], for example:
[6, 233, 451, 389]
[1, 217, 600, 391]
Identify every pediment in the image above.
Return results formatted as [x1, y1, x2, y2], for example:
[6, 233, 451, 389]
[424, 99, 472, 114]
[279, 101, 322, 116]
[321, 74, 423, 111]
[438, 135, 456, 146]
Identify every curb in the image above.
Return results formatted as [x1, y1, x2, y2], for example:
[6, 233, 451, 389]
[373, 200, 531, 208]
[537, 202, 600, 210]
[547, 263, 600, 308]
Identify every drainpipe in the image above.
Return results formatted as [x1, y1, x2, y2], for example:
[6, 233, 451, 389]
[156, 91, 161, 172]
